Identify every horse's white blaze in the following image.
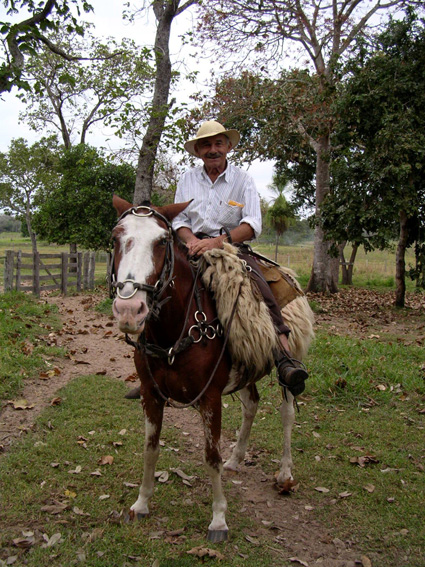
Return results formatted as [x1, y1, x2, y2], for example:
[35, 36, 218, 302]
[117, 215, 166, 296]
[131, 418, 160, 516]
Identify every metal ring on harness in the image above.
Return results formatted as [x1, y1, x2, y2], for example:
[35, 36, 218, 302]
[194, 310, 207, 322]
[188, 324, 203, 343]
[116, 279, 141, 299]
[132, 206, 154, 217]
[168, 347, 175, 365]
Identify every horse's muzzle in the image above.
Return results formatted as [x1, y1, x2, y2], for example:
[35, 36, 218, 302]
[113, 296, 149, 334]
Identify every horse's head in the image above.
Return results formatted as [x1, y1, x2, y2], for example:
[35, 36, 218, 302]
[111, 195, 190, 335]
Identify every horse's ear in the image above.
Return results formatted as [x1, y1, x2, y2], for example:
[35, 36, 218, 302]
[113, 194, 133, 217]
[157, 200, 192, 222]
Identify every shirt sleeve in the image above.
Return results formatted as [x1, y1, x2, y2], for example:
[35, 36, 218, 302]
[239, 174, 262, 238]
[172, 174, 193, 233]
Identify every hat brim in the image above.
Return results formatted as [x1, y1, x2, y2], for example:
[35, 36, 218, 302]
[184, 129, 240, 157]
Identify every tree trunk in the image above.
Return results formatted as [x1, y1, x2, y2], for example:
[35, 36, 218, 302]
[340, 242, 358, 286]
[395, 210, 409, 308]
[306, 134, 339, 293]
[133, 1, 175, 205]
[274, 232, 279, 262]
[25, 199, 38, 254]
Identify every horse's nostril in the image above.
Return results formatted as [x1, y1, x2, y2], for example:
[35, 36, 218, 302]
[138, 304, 145, 315]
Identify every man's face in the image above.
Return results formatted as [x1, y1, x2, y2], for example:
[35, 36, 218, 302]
[195, 134, 231, 171]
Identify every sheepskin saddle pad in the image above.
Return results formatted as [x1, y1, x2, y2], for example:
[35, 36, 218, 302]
[199, 243, 283, 384]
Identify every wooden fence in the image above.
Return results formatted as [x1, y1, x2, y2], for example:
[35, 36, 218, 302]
[3, 250, 96, 295]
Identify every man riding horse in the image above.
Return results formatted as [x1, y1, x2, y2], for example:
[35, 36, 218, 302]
[172, 120, 308, 397]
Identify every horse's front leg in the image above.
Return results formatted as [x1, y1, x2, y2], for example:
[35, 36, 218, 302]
[130, 391, 164, 519]
[276, 390, 295, 485]
[224, 384, 259, 471]
[200, 397, 228, 542]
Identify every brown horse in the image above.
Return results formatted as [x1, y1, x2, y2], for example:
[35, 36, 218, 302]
[111, 195, 314, 542]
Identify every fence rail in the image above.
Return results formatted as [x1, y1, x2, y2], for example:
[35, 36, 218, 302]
[3, 250, 96, 295]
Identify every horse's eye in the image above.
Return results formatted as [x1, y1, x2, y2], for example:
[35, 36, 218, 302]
[159, 237, 168, 246]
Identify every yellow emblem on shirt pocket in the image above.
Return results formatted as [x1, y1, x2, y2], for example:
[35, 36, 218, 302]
[228, 200, 244, 208]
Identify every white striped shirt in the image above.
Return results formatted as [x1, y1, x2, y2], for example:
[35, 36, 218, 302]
[172, 163, 262, 238]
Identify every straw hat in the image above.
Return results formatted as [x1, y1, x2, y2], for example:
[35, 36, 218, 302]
[184, 120, 240, 157]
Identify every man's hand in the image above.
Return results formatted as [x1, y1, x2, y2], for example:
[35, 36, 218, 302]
[186, 235, 226, 256]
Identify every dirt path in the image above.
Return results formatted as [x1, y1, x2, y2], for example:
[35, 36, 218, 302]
[1, 290, 399, 566]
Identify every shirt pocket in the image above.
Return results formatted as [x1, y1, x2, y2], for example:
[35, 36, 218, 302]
[220, 203, 243, 228]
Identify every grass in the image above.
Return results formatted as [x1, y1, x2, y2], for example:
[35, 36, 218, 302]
[0, 375, 274, 567]
[0, 271, 424, 565]
[0, 292, 63, 400]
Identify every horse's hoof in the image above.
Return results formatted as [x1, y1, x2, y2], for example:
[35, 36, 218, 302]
[207, 529, 228, 543]
[126, 509, 149, 522]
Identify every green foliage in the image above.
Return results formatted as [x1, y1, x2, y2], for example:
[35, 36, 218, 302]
[326, 10, 425, 288]
[0, 292, 63, 400]
[0, 0, 93, 93]
[0, 136, 60, 251]
[33, 144, 136, 251]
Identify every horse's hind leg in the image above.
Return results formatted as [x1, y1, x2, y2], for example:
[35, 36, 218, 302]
[224, 384, 259, 472]
[276, 390, 295, 485]
[130, 395, 164, 519]
[199, 397, 228, 542]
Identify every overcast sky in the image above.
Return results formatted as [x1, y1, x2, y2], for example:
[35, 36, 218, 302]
[0, 0, 276, 201]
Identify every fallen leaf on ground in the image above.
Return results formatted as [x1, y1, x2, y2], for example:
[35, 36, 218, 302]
[361, 555, 372, 567]
[349, 455, 379, 467]
[276, 478, 298, 494]
[187, 547, 224, 560]
[289, 558, 309, 566]
[171, 468, 195, 481]
[8, 399, 34, 410]
[339, 491, 352, 498]
[314, 486, 330, 493]
[42, 533, 62, 548]
[41, 502, 69, 515]
[363, 484, 375, 493]
[49, 397, 62, 406]
[98, 455, 114, 466]
[155, 471, 169, 483]
[12, 535, 35, 548]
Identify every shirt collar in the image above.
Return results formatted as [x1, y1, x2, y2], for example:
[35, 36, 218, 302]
[199, 162, 234, 184]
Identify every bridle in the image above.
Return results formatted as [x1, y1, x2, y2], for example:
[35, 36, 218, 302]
[110, 205, 175, 318]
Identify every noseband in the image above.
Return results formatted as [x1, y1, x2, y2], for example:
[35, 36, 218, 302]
[110, 205, 175, 316]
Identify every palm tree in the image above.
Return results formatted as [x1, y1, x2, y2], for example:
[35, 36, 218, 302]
[267, 174, 295, 262]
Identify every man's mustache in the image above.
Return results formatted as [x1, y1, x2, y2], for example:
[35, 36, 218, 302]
[205, 152, 223, 158]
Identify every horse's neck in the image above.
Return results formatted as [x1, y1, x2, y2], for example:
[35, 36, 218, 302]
[147, 246, 209, 341]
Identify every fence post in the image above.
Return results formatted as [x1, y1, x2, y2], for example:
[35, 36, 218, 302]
[88, 251, 96, 289]
[33, 251, 40, 296]
[61, 252, 68, 295]
[15, 250, 22, 291]
[4, 250, 15, 291]
[83, 252, 90, 290]
[77, 252, 82, 292]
